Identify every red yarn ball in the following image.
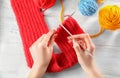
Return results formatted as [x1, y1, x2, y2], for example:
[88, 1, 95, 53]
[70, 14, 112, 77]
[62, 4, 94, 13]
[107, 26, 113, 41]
[33, 0, 56, 10]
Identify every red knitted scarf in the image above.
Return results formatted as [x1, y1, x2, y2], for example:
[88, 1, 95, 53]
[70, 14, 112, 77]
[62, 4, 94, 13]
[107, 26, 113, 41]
[11, 0, 85, 72]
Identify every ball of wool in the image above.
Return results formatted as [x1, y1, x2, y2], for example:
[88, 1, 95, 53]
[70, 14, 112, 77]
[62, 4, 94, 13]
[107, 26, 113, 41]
[99, 5, 120, 30]
[78, 0, 98, 16]
[97, 0, 105, 4]
[33, 0, 56, 10]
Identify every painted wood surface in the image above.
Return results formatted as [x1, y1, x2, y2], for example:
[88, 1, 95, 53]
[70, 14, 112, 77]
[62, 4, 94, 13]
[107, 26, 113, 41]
[0, 0, 120, 78]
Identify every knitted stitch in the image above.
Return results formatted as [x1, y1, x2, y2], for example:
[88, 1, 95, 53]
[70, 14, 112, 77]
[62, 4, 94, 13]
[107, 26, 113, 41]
[11, 0, 85, 72]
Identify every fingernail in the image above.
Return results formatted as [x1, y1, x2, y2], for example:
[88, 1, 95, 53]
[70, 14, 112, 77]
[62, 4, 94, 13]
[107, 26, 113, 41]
[67, 36, 71, 39]
[53, 34, 58, 38]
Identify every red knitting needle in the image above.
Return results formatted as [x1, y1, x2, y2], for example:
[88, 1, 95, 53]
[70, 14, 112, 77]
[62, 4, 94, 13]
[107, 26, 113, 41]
[60, 24, 93, 57]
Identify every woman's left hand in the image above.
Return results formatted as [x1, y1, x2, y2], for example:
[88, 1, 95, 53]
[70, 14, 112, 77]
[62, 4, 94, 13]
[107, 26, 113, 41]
[30, 30, 57, 67]
[28, 30, 57, 78]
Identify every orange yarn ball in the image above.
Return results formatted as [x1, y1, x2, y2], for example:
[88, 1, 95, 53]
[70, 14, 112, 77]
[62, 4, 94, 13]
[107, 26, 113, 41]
[97, 0, 105, 4]
[99, 5, 120, 30]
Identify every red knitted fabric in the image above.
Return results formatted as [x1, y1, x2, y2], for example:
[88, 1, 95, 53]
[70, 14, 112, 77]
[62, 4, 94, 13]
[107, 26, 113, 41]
[11, 0, 85, 73]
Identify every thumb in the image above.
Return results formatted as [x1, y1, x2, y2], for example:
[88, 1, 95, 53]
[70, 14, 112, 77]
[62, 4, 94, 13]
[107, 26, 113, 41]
[48, 34, 57, 48]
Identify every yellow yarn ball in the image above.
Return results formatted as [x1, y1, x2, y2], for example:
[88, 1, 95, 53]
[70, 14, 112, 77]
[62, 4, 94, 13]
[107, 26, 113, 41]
[90, 5, 120, 38]
[99, 5, 120, 30]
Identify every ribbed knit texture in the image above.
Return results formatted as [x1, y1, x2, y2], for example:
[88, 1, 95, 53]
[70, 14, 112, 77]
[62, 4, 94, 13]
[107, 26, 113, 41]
[11, 0, 85, 72]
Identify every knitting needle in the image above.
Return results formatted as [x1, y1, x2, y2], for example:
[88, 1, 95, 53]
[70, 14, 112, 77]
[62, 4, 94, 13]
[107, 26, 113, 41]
[60, 24, 93, 57]
[70, 11, 76, 16]
[60, 24, 72, 36]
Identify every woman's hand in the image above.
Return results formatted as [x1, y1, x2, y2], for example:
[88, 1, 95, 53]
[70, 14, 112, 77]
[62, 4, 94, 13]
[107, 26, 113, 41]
[68, 33, 104, 78]
[68, 33, 95, 70]
[30, 30, 57, 67]
[28, 30, 57, 78]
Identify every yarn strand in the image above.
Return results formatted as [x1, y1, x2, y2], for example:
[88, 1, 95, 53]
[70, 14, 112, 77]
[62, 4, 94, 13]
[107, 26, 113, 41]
[60, 0, 64, 22]
[90, 27, 104, 38]
[89, 0, 106, 38]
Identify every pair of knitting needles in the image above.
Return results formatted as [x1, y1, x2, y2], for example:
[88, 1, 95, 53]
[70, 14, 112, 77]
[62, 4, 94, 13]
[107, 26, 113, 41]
[60, 24, 93, 57]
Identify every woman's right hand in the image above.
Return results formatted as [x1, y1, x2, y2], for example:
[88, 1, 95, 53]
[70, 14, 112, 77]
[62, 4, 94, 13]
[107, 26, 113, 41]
[68, 34, 95, 70]
[68, 33, 104, 78]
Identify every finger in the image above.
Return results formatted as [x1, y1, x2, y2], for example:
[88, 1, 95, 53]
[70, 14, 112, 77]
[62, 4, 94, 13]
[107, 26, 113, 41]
[68, 34, 87, 39]
[72, 39, 84, 56]
[85, 49, 93, 57]
[68, 39, 72, 43]
[69, 40, 86, 51]
[32, 34, 46, 46]
[68, 34, 87, 50]
[48, 34, 57, 48]
[84, 34, 95, 52]
[69, 34, 95, 52]
[68, 38, 82, 43]
[42, 30, 56, 46]
[78, 40, 87, 50]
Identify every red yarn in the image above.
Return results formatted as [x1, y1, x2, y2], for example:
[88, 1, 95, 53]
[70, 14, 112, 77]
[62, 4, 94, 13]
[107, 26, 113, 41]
[33, 0, 56, 10]
[11, 0, 85, 72]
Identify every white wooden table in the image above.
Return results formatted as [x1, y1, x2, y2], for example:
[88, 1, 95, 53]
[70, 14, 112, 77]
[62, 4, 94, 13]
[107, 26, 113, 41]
[0, 0, 120, 78]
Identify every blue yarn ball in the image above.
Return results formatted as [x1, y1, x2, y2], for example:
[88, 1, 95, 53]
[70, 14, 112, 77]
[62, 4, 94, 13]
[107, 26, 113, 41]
[78, 0, 98, 16]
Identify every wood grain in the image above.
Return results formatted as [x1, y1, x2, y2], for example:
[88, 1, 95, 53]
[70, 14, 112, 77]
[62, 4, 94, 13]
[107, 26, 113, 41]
[0, 0, 120, 78]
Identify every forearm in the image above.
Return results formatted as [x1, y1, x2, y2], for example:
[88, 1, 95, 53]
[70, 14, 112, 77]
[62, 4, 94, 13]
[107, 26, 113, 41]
[27, 63, 47, 78]
[84, 64, 104, 78]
